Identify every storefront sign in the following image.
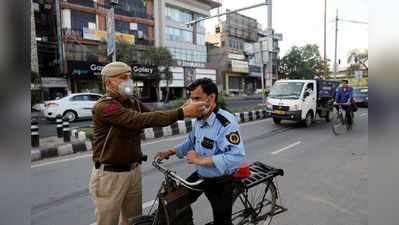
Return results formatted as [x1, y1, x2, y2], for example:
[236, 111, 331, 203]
[249, 65, 262, 77]
[131, 64, 157, 75]
[83, 28, 135, 44]
[68, 61, 106, 76]
[228, 53, 245, 60]
[231, 60, 249, 73]
[176, 60, 206, 68]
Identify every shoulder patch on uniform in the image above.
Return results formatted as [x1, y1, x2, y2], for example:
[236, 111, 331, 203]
[103, 103, 120, 115]
[216, 113, 231, 127]
[226, 131, 240, 145]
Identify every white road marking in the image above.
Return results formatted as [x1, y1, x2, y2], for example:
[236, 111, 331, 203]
[359, 113, 368, 117]
[89, 200, 157, 225]
[271, 141, 302, 155]
[32, 119, 270, 169]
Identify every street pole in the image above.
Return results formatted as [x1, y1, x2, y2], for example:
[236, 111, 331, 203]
[333, 9, 338, 80]
[323, 0, 327, 78]
[260, 40, 265, 105]
[266, 0, 273, 90]
[111, 6, 116, 62]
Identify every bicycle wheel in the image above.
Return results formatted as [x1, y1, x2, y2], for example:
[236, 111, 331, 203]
[331, 110, 346, 135]
[231, 181, 277, 225]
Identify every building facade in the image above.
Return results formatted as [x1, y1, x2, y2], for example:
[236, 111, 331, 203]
[207, 11, 262, 96]
[154, 0, 220, 99]
[59, 0, 158, 101]
[208, 11, 283, 96]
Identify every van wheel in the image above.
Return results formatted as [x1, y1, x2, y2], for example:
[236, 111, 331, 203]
[303, 111, 314, 127]
[273, 118, 282, 125]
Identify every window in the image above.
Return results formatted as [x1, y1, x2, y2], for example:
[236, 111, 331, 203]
[71, 11, 96, 30]
[115, 20, 130, 33]
[166, 5, 192, 23]
[196, 33, 205, 45]
[166, 27, 192, 43]
[70, 95, 86, 101]
[89, 95, 101, 101]
[306, 83, 314, 91]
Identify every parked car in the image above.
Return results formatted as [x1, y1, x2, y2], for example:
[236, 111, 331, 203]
[353, 87, 368, 107]
[43, 93, 103, 122]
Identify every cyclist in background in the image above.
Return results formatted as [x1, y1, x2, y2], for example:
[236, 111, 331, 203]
[334, 80, 355, 125]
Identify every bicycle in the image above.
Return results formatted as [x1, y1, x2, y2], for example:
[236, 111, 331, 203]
[129, 159, 286, 225]
[331, 103, 354, 135]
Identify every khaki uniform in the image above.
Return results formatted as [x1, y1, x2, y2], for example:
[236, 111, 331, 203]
[89, 95, 184, 225]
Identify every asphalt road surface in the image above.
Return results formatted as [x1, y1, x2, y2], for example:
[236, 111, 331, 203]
[31, 108, 368, 225]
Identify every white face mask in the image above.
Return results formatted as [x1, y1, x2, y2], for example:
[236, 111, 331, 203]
[118, 79, 134, 97]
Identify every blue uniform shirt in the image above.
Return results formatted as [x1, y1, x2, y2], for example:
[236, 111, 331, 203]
[335, 86, 353, 103]
[175, 108, 246, 178]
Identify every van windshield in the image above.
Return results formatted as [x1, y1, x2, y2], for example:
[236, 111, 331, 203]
[269, 82, 304, 99]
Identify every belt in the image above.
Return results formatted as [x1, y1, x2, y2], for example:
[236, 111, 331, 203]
[94, 162, 138, 172]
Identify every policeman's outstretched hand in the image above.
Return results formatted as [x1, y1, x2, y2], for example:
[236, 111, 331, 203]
[182, 101, 208, 118]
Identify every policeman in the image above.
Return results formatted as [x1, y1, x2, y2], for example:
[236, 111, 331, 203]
[89, 62, 207, 225]
[156, 78, 246, 225]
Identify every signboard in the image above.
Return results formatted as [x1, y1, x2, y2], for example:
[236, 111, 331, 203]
[176, 60, 206, 68]
[68, 61, 106, 76]
[131, 64, 157, 75]
[107, 8, 115, 57]
[83, 28, 134, 44]
[231, 60, 249, 73]
[228, 53, 245, 60]
[41, 77, 68, 88]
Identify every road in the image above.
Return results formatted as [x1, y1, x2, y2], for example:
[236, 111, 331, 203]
[32, 97, 264, 138]
[31, 108, 368, 225]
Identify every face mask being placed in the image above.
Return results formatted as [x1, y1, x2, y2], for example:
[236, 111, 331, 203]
[118, 79, 134, 97]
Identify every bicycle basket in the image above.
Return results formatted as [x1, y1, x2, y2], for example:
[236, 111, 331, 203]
[158, 185, 194, 225]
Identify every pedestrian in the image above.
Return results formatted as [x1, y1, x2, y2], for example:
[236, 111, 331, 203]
[155, 78, 246, 225]
[89, 62, 208, 225]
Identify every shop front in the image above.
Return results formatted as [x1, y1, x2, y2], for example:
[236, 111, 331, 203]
[67, 60, 105, 94]
[41, 77, 69, 100]
[225, 59, 249, 96]
[67, 61, 160, 102]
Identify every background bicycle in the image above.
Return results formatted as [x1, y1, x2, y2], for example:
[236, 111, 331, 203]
[331, 103, 354, 135]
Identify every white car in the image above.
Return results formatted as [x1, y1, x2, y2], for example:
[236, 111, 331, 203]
[43, 93, 103, 122]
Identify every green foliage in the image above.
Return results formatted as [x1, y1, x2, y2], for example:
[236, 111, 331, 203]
[279, 44, 325, 79]
[347, 48, 368, 69]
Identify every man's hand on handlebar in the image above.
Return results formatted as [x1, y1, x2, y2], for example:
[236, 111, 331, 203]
[154, 148, 176, 161]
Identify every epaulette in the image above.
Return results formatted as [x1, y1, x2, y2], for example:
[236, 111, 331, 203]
[216, 113, 231, 127]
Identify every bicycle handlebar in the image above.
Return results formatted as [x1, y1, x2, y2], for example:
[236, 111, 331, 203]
[152, 158, 204, 188]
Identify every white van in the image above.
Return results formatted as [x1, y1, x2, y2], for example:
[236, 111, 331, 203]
[266, 79, 339, 127]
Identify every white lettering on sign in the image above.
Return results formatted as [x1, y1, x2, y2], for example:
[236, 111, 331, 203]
[132, 66, 154, 74]
[90, 64, 104, 71]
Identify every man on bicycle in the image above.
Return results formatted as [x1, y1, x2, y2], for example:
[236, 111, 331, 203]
[155, 78, 246, 225]
[335, 80, 355, 124]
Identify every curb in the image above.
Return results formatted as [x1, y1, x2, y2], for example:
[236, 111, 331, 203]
[31, 109, 268, 162]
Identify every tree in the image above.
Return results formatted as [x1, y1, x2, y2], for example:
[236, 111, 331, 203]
[347, 49, 368, 70]
[279, 44, 323, 79]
